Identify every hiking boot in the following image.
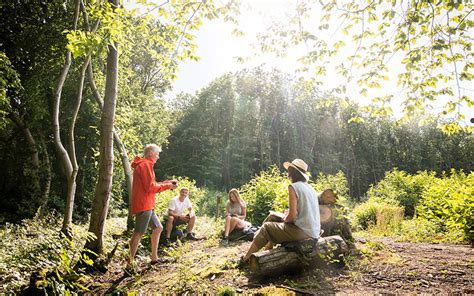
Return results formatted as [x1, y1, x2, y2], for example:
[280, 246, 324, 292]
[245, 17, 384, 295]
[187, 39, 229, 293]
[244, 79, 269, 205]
[185, 232, 199, 241]
[150, 258, 168, 265]
[237, 256, 249, 269]
[222, 236, 229, 245]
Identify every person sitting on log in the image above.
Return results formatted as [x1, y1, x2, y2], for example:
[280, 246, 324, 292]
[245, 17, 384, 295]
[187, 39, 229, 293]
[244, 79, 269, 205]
[241, 158, 321, 264]
[222, 188, 250, 244]
[164, 187, 198, 245]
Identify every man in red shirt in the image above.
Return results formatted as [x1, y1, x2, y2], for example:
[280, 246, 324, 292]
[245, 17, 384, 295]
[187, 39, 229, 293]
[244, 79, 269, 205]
[128, 144, 178, 266]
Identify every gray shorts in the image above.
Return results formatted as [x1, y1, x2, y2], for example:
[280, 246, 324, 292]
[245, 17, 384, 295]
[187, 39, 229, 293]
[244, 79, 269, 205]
[135, 210, 162, 233]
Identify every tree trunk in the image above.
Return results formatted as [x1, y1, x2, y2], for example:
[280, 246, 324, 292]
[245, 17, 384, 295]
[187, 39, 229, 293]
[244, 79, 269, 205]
[51, 0, 80, 236]
[83, 2, 131, 230]
[249, 235, 349, 276]
[86, 63, 133, 231]
[37, 136, 52, 218]
[86, 1, 119, 253]
[7, 112, 41, 201]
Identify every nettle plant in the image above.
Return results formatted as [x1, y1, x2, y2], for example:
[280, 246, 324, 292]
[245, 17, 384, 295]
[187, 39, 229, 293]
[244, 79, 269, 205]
[416, 170, 473, 242]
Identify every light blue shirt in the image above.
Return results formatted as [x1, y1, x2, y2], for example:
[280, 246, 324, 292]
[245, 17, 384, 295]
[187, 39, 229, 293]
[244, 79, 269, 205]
[291, 181, 321, 238]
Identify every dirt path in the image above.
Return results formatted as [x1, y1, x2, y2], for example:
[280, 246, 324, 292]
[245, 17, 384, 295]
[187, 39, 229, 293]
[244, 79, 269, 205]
[332, 237, 473, 295]
[92, 236, 473, 295]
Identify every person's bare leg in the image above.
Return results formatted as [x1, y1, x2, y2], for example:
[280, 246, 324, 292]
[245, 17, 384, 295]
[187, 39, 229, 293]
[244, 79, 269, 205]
[151, 225, 163, 262]
[224, 215, 232, 237]
[165, 216, 174, 239]
[129, 231, 144, 264]
[186, 215, 195, 233]
[228, 217, 244, 235]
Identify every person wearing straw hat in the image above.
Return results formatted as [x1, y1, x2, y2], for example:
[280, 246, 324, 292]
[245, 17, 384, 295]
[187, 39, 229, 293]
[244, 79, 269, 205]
[241, 158, 321, 263]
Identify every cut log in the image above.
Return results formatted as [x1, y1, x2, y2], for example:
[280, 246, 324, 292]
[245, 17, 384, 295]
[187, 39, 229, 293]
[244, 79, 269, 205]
[318, 189, 337, 205]
[320, 205, 353, 242]
[249, 235, 349, 275]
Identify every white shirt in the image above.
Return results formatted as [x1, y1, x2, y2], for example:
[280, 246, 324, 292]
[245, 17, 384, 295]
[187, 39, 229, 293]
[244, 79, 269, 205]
[168, 196, 192, 216]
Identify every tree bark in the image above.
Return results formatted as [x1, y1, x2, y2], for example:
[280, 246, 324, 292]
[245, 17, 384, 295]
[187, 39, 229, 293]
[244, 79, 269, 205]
[6, 112, 41, 199]
[249, 235, 349, 276]
[37, 135, 52, 218]
[51, 0, 81, 236]
[86, 63, 134, 231]
[86, 0, 119, 253]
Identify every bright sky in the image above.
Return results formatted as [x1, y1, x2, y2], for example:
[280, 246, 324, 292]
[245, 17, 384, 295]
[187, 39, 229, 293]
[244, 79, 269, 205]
[156, 0, 472, 122]
[164, 0, 300, 99]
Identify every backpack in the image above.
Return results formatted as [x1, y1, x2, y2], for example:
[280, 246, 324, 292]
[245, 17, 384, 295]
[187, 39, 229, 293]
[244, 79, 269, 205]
[229, 225, 258, 242]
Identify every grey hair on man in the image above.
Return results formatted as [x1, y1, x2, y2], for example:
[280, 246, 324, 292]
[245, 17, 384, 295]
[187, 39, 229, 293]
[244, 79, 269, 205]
[144, 144, 162, 157]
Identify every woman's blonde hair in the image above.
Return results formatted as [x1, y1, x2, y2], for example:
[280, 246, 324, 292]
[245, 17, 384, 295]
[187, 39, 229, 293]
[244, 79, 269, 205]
[228, 188, 245, 208]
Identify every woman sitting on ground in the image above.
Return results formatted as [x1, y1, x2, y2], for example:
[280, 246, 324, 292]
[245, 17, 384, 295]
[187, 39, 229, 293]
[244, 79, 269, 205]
[241, 159, 321, 262]
[223, 188, 248, 243]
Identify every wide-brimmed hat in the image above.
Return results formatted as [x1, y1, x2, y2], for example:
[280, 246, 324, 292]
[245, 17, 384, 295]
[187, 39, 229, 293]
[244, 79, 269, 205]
[283, 159, 310, 181]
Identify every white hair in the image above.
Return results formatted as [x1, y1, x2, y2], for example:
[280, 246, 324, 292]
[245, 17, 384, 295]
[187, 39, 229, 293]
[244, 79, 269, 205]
[144, 144, 162, 157]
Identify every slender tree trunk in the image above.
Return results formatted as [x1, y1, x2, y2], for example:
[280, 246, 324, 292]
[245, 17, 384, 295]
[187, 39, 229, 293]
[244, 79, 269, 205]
[63, 56, 91, 229]
[51, 0, 80, 236]
[7, 112, 41, 199]
[86, 63, 134, 231]
[38, 136, 52, 218]
[86, 0, 119, 253]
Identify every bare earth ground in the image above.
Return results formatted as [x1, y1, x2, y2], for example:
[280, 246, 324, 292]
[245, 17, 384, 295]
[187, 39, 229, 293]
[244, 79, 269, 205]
[90, 235, 474, 295]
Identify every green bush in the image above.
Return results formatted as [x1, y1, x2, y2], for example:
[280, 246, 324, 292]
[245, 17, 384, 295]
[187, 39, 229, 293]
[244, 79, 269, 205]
[353, 200, 379, 230]
[240, 166, 288, 225]
[417, 170, 473, 242]
[353, 199, 404, 232]
[0, 214, 127, 294]
[367, 169, 436, 217]
[312, 171, 350, 206]
[195, 189, 227, 218]
[216, 286, 236, 296]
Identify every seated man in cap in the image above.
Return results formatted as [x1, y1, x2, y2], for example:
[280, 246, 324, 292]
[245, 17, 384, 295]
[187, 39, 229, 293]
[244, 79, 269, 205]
[164, 187, 198, 244]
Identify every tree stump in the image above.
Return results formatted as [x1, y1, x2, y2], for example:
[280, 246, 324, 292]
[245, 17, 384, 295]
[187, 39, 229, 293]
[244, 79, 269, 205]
[249, 235, 349, 275]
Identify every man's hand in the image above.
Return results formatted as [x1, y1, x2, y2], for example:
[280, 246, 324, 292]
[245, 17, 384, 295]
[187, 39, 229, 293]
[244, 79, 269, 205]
[180, 215, 190, 222]
[170, 180, 178, 190]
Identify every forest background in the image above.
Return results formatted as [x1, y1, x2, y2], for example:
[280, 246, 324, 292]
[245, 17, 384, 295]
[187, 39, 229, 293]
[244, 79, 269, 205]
[0, 0, 472, 294]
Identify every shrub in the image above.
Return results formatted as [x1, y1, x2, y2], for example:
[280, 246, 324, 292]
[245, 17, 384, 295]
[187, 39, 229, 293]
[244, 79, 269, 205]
[367, 169, 436, 217]
[216, 286, 236, 296]
[353, 200, 379, 230]
[240, 166, 288, 225]
[195, 189, 227, 218]
[353, 199, 404, 232]
[312, 171, 350, 206]
[375, 205, 404, 233]
[416, 170, 473, 242]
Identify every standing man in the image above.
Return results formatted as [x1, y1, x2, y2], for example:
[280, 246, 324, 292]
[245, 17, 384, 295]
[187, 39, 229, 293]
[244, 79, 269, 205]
[165, 187, 198, 243]
[128, 144, 178, 266]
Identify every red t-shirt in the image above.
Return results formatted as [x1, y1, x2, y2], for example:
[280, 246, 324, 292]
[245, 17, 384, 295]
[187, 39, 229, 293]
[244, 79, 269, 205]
[131, 156, 172, 214]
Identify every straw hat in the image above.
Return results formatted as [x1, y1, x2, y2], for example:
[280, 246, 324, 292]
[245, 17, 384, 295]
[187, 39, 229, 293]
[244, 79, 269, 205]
[283, 159, 310, 181]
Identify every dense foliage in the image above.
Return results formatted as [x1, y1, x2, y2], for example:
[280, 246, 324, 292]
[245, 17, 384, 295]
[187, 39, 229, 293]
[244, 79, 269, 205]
[249, 0, 473, 132]
[417, 170, 473, 242]
[159, 69, 474, 200]
[0, 0, 229, 224]
[353, 169, 473, 243]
